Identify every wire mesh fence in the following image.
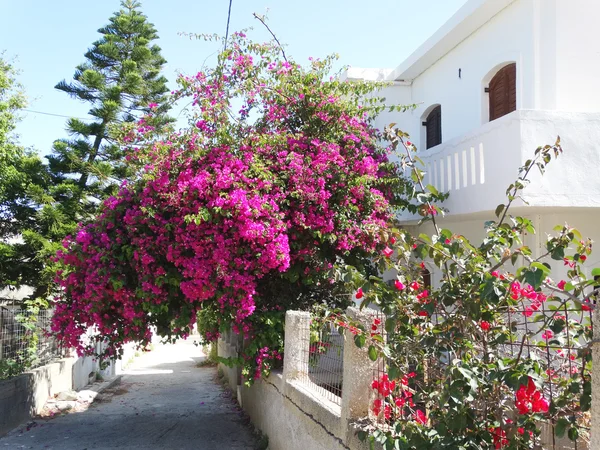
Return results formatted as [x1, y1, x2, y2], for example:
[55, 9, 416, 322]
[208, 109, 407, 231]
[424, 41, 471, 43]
[0, 307, 65, 379]
[298, 311, 345, 405]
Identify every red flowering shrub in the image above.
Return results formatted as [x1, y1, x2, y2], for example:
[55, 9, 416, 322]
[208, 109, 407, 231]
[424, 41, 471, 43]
[50, 33, 409, 378]
[346, 133, 594, 448]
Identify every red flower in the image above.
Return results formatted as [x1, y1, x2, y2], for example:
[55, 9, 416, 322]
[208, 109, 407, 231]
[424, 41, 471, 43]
[480, 321, 491, 332]
[418, 310, 429, 317]
[383, 405, 392, 419]
[389, 237, 396, 245]
[383, 247, 393, 258]
[373, 318, 381, 326]
[563, 258, 575, 268]
[444, 238, 451, 245]
[557, 280, 567, 290]
[372, 398, 382, 416]
[582, 303, 592, 311]
[580, 255, 587, 262]
[395, 280, 406, 291]
[541, 330, 553, 340]
[515, 378, 549, 414]
[355, 288, 363, 299]
[410, 281, 420, 291]
[413, 409, 427, 425]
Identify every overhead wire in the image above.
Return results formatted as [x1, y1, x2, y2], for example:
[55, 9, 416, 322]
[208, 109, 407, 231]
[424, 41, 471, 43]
[23, 109, 92, 121]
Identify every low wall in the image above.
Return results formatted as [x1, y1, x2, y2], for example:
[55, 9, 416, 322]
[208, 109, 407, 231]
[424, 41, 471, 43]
[218, 309, 377, 450]
[0, 357, 74, 436]
[0, 343, 132, 437]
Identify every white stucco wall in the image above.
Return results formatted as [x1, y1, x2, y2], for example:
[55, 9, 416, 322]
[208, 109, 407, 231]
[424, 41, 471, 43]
[401, 208, 600, 289]
[354, 0, 600, 153]
[554, 0, 600, 113]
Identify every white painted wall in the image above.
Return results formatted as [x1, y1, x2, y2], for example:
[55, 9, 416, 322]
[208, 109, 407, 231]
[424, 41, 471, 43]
[397, 208, 600, 291]
[362, 0, 600, 152]
[553, 0, 600, 112]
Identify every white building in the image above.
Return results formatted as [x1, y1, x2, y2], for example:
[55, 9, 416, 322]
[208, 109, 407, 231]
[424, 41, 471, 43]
[345, 0, 600, 285]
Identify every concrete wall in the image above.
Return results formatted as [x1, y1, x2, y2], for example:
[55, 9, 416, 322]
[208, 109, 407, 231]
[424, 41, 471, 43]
[0, 357, 74, 436]
[218, 309, 379, 450]
[0, 343, 136, 436]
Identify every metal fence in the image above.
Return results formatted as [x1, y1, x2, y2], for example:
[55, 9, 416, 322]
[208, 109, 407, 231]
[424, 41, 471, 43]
[298, 312, 345, 405]
[0, 307, 65, 379]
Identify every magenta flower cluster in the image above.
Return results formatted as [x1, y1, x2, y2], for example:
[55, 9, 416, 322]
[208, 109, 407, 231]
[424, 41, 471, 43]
[51, 35, 395, 367]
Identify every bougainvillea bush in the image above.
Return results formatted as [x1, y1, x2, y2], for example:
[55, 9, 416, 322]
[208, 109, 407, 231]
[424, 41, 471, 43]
[339, 129, 595, 449]
[51, 32, 412, 377]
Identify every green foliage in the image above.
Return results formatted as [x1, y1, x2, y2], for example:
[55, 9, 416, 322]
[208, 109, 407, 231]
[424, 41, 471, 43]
[342, 131, 593, 448]
[0, 57, 52, 297]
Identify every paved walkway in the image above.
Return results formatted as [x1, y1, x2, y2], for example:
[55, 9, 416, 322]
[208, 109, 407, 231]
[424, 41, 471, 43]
[0, 340, 261, 449]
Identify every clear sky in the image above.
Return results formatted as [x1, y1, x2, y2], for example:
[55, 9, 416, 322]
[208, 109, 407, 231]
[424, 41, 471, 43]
[1, 0, 466, 156]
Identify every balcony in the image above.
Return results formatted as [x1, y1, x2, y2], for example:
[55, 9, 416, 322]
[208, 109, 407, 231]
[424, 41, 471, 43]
[399, 110, 600, 222]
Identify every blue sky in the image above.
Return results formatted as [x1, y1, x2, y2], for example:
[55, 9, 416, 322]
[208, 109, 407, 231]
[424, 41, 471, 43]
[1, 0, 466, 155]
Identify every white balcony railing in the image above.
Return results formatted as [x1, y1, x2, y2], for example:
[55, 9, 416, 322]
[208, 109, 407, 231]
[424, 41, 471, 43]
[399, 110, 600, 222]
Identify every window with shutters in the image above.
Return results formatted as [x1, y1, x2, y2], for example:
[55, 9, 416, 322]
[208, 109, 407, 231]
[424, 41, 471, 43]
[488, 63, 516, 121]
[424, 105, 442, 149]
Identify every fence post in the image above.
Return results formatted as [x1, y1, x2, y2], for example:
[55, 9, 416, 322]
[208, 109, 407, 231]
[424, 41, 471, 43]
[282, 311, 310, 383]
[340, 307, 380, 434]
[591, 311, 600, 450]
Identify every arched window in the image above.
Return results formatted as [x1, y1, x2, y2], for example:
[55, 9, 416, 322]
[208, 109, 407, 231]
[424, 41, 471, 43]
[488, 63, 516, 121]
[423, 105, 442, 149]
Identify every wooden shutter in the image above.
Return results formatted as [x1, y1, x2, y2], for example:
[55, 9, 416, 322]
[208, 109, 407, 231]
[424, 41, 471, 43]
[489, 63, 516, 121]
[425, 105, 442, 149]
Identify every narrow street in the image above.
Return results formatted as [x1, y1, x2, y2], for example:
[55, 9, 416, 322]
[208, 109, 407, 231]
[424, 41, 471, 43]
[0, 340, 262, 449]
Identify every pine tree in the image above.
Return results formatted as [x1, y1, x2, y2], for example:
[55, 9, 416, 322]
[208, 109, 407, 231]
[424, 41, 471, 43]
[47, 0, 172, 225]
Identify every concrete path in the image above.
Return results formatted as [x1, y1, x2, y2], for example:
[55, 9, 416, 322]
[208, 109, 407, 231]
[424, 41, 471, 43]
[0, 340, 261, 449]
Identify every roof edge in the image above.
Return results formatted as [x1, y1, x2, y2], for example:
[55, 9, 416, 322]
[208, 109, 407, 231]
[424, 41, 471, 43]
[386, 0, 517, 82]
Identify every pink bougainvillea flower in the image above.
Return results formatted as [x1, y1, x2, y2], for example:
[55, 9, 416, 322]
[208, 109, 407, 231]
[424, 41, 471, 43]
[383, 247, 394, 258]
[389, 237, 396, 245]
[410, 281, 420, 291]
[355, 288, 364, 299]
[395, 280, 406, 291]
[557, 280, 567, 290]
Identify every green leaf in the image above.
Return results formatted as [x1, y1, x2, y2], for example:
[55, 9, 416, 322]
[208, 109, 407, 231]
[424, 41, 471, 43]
[523, 269, 544, 290]
[555, 418, 569, 438]
[592, 268, 600, 277]
[354, 333, 366, 348]
[568, 427, 579, 441]
[368, 345, 378, 361]
[494, 204, 505, 218]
